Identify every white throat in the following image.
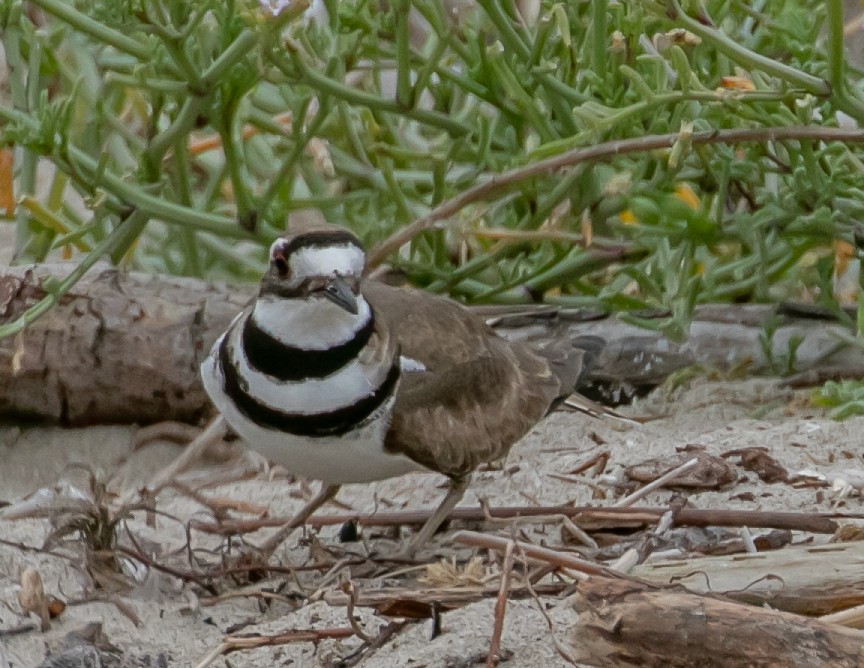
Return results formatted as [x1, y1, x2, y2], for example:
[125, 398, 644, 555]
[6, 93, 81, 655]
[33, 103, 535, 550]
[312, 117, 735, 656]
[252, 294, 372, 350]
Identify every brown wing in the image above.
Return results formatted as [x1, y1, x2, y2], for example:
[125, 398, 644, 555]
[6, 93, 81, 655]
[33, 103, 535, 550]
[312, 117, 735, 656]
[363, 282, 583, 477]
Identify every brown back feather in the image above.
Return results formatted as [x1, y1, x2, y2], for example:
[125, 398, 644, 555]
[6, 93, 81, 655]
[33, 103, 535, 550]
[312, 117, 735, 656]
[363, 282, 586, 477]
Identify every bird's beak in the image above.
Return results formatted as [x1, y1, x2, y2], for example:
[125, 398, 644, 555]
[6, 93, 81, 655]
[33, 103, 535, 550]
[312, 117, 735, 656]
[323, 276, 359, 315]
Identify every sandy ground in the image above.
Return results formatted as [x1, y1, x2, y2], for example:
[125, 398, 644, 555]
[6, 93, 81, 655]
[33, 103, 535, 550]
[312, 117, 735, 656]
[1, 376, 862, 667]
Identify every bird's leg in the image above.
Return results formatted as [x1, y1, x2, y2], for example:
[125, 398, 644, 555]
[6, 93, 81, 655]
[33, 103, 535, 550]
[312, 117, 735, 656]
[400, 474, 471, 558]
[257, 482, 341, 556]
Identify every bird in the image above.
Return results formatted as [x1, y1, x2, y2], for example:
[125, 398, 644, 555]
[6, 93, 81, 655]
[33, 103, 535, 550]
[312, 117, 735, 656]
[200, 223, 602, 557]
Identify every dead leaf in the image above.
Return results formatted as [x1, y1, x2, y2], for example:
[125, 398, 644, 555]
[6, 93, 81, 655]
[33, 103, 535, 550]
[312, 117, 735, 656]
[625, 445, 736, 489]
[420, 557, 489, 587]
[831, 524, 864, 543]
[722, 447, 789, 483]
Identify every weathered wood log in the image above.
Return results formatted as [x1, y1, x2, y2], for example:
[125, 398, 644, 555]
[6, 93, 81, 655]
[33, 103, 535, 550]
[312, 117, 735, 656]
[0, 263, 249, 425]
[632, 540, 864, 616]
[571, 577, 864, 667]
[486, 301, 864, 388]
[1, 263, 862, 424]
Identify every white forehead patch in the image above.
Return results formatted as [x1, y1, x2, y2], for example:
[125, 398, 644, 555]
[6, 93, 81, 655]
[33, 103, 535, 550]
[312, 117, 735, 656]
[283, 244, 365, 279]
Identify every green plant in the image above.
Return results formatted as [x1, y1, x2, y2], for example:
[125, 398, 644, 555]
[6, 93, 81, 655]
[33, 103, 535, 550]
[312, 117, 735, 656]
[812, 378, 864, 419]
[2, 0, 864, 343]
[758, 314, 804, 376]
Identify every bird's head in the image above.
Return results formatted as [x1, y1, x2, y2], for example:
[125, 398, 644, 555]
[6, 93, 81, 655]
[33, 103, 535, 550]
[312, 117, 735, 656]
[260, 227, 365, 315]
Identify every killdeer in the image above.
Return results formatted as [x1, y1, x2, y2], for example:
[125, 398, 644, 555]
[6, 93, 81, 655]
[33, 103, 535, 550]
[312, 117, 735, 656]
[201, 224, 601, 556]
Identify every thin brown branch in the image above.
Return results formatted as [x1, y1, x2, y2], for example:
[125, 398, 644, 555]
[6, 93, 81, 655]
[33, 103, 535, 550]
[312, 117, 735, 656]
[200, 505, 850, 534]
[487, 540, 516, 668]
[195, 628, 356, 668]
[366, 126, 864, 267]
[323, 582, 570, 608]
[468, 229, 586, 243]
[114, 544, 219, 596]
[342, 581, 374, 643]
[453, 531, 644, 581]
[336, 621, 411, 667]
[516, 544, 580, 666]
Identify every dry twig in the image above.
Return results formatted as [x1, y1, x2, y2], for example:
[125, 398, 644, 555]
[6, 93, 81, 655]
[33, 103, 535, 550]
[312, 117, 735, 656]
[487, 541, 516, 668]
[613, 458, 699, 507]
[454, 531, 640, 581]
[193, 505, 848, 534]
[342, 581, 374, 643]
[194, 627, 356, 668]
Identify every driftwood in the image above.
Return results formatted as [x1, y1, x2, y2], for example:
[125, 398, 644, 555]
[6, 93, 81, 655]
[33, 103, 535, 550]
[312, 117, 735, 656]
[0, 263, 248, 424]
[2, 263, 863, 424]
[633, 540, 864, 616]
[571, 577, 864, 667]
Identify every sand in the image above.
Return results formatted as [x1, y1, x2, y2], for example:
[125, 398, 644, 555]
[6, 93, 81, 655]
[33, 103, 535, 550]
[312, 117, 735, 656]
[1, 376, 861, 667]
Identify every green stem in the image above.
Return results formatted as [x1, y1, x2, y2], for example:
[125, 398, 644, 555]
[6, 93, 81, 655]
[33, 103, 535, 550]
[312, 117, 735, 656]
[29, 0, 151, 61]
[106, 72, 187, 94]
[826, 0, 844, 90]
[257, 100, 331, 217]
[5, 16, 40, 258]
[328, 145, 390, 191]
[475, 0, 531, 61]
[488, 55, 556, 142]
[171, 137, 202, 276]
[591, 0, 607, 84]
[19, 196, 89, 251]
[527, 167, 584, 229]
[144, 97, 206, 167]
[274, 47, 472, 137]
[0, 210, 151, 339]
[200, 29, 259, 88]
[380, 158, 415, 221]
[219, 116, 254, 223]
[394, 0, 413, 109]
[826, 0, 864, 123]
[667, 0, 830, 96]
[337, 102, 371, 164]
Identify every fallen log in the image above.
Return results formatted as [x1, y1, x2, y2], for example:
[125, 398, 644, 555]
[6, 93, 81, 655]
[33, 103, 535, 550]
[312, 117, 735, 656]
[633, 540, 864, 616]
[0, 263, 248, 425]
[571, 577, 864, 667]
[1, 263, 862, 424]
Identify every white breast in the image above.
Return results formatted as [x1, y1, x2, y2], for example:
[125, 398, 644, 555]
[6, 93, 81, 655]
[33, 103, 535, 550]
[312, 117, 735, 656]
[201, 340, 427, 484]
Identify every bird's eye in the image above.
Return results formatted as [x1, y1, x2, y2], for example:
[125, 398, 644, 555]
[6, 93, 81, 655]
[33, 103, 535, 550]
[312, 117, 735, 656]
[273, 256, 289, 277]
